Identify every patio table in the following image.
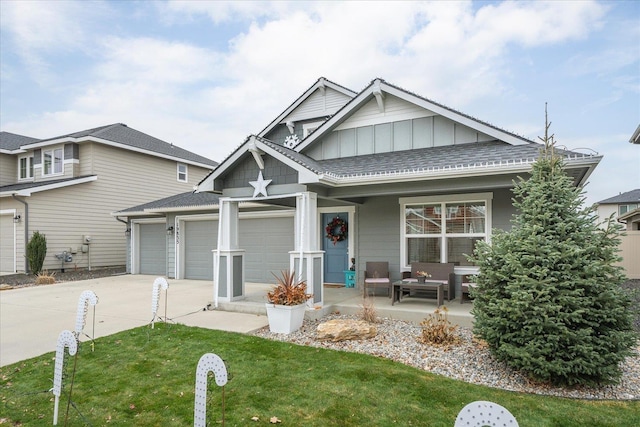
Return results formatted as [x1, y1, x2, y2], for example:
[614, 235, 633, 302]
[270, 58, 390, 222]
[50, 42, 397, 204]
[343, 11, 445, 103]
[392, 280, 444, 307]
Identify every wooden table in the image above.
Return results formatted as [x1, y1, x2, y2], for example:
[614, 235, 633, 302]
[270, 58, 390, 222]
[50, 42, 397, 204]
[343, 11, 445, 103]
[392, 280, 445, 307]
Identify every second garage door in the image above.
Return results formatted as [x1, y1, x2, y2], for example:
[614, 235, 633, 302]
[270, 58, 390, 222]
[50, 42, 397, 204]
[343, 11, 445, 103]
[184, 220, 217, 280]
[139, 223, 166, 275]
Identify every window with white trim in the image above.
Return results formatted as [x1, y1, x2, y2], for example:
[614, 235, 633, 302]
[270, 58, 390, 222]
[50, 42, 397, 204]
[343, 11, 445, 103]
[401, 193, 492, 267]
[18, 155, 34, 180]
[619, 204, 638, 215]
[177, 163, 188, 182]
[43, 147, 63, 176]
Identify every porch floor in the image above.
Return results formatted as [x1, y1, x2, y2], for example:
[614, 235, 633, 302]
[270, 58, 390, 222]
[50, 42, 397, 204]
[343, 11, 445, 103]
[215, 282, 474, 328]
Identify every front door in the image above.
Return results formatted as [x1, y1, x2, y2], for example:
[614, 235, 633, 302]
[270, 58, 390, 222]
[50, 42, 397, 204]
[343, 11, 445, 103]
[322, 212, 348, 284]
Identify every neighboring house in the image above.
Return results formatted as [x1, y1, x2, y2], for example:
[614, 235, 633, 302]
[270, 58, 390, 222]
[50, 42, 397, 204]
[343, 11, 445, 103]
[630, 124, 640, 145]
[0, 124, 217, 274]
[115, 77, 602, 306]
[595, 189, 640, 227]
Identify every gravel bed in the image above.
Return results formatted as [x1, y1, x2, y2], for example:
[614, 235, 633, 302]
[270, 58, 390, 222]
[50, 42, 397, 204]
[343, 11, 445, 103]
[252, 314, 640, 401]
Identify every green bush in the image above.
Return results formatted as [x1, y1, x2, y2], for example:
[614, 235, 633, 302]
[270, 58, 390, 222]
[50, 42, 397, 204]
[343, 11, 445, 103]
[26, 231, 47, 274]
[469, 116, 637, 387]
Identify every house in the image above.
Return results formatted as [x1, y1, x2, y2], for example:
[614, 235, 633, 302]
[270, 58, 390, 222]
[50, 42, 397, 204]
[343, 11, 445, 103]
[116, 77, 602, 306]
[630, 124, 640, 145]
[595, 189, 640, 228]
[0, 124, 217, 274]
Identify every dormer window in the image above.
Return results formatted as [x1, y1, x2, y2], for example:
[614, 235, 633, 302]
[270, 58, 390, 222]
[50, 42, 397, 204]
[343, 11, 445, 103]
[177, 163, 188, 182]
[19, 155, 34, 180]
[43, 147, 63, 176]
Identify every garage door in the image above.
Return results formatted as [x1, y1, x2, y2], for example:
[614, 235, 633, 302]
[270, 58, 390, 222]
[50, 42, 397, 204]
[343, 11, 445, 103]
[139, 223, 166, 275]
[184, 221, 217, 280]
[0, 214, 15, 273]
[240, 217, 294, 283]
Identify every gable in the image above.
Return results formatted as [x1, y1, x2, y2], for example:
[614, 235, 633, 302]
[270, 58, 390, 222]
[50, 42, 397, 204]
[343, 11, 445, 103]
[284, 87, 353, 123]
[304, 94, 495, 160]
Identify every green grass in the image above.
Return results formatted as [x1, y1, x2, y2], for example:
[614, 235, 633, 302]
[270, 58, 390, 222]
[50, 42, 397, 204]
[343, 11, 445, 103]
[1, 324, 638, 426]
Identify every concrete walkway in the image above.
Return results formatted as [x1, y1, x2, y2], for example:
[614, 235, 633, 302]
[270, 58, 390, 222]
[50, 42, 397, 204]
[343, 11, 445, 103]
[0, 275, 268, 367]
[0, 274, 473, 367]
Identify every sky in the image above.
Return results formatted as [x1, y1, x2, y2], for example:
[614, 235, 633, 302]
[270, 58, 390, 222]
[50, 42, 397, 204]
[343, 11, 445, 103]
[1, 0, 638, 206]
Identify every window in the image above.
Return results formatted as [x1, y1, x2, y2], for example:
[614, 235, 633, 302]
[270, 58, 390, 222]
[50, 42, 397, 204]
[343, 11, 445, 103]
[401, 193, 492, 267]
[18, 156, 34, 179]
[177, 163, 187, 182]
[43, 147, 63, 175]
[619, 204, 638, 215]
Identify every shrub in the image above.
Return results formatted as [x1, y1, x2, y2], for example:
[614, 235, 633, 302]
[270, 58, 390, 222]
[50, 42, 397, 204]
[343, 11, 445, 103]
[35, 270, 56, 285]
[358, 296, 380, 323]
[469, 113, 638, 386]
[418, 307, 460, 346]
[26, 231, 47, 275]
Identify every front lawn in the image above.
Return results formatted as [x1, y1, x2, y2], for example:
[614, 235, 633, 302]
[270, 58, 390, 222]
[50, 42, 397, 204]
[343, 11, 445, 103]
[1, 324, 638, 426]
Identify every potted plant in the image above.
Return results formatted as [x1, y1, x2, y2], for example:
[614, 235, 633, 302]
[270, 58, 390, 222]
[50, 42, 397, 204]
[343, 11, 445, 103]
[416, 270, 431, 284]
[265, 270, 312, 334]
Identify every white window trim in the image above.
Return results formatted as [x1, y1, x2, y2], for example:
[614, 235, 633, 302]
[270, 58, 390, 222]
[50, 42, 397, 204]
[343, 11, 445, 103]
[303, 121, 325, 138]
[18, 155, 34, 180]
[399, 192, 493, 270]
[177, 163, 188, 182]
[42, 146, 64, 176]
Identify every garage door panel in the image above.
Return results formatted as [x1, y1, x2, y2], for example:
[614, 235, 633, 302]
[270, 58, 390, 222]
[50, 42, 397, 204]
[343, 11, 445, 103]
[184, 221, 217, 280]
[240, 217, 294, 283]
[0, 215, 15, 273]
[139, 223, 165, 275]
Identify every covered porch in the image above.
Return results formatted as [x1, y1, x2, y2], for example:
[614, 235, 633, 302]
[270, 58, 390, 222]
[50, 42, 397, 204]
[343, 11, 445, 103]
[215, 281, 475, 328]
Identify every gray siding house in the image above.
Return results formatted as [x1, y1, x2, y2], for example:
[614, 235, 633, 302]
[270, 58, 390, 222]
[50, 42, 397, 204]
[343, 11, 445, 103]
[0, 124, 217, 274]
[116, 77, 601, 307]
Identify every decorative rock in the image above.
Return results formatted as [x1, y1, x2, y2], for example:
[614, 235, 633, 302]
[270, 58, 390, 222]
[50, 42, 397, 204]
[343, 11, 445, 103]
[317, 319, 377, 341]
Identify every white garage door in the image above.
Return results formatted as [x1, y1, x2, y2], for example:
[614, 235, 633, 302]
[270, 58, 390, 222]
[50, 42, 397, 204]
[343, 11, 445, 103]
[240, 217, 294, 283]
[139, 223, 166, 275]
[184, 220, 217, 280]
[0, 214, 15, 273]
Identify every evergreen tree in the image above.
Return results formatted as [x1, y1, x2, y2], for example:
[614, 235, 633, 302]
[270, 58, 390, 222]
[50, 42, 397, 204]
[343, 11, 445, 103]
[470, 111, 637, 386]
[26, 231, 47, 275]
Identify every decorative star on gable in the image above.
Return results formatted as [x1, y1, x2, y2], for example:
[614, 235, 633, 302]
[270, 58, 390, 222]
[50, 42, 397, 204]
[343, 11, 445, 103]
[249, 171, 272, 198]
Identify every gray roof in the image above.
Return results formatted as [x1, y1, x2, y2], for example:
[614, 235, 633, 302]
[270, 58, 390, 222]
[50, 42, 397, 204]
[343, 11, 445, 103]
[598, 189, 640, 204]
[115, 191, 220, 214]
[0, 175, 96, 193]
[35, 123, 218, 167]
[0, 131, 39, 151]
[259, 137, 590, 178]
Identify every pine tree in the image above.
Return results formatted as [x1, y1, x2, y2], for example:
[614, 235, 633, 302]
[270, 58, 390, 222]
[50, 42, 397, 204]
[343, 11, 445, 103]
[470, 109, 637, 386]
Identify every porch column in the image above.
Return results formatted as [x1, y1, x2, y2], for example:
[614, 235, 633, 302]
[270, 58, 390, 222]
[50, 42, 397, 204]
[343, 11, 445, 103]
[213, 198, 245, 306]
[290, 192, 324, 307]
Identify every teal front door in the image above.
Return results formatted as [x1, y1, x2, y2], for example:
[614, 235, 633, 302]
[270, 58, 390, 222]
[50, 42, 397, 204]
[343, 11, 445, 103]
[322, 213, 348, 284]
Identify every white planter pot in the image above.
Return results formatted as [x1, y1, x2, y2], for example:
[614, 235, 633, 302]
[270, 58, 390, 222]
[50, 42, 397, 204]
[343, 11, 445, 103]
[265, 303, 306, 334]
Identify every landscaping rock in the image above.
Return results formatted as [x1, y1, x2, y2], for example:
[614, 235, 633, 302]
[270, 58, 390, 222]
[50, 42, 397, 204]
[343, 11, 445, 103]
[316, 319, 377, 341]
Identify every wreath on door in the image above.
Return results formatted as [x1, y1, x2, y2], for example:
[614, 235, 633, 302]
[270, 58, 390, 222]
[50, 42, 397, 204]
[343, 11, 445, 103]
[325, 217, 347, 245]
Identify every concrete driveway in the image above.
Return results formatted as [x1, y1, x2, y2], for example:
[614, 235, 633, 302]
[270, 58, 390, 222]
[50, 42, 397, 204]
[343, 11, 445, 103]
[0, 274, 268, 367]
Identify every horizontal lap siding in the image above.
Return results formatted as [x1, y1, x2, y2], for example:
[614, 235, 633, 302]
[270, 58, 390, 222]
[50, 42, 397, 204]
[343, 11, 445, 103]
[0, 155, 16, 185]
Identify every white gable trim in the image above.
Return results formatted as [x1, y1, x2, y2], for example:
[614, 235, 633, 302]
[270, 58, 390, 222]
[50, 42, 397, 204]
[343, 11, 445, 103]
[296, 79, 531, 152]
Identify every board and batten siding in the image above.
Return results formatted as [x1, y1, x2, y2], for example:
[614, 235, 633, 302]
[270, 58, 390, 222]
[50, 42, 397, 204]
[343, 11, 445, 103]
[4, 143, 213, 273]
[306, 95, 494, 160]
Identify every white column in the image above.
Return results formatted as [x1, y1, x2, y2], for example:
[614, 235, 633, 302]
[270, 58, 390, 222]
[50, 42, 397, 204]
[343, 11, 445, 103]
[290, 192, 324, 307]
[214, 198, 245, 305]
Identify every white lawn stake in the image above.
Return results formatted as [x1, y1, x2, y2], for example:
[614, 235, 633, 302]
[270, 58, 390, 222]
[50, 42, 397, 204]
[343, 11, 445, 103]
[53, 330, 78, 425]
[75, 290, 98, 343]
[151, 277, 169, 328]
[194, 353, 228, 427]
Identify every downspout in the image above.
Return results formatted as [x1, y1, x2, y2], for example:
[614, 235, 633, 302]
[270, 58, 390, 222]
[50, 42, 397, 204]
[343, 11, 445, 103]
[12, 194, 29, 274]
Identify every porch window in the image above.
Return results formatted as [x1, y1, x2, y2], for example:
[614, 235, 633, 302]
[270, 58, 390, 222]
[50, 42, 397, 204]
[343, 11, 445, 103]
[43, 147, 63, 176]
[401, 193, 491, 268]
[19, 156, 34, 180]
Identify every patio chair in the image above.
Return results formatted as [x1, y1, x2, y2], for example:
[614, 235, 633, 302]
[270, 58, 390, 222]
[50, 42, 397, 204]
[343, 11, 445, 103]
[363, 262, 392, 298]
[460, 274, 477, 304]
[454, 400, 519, 426]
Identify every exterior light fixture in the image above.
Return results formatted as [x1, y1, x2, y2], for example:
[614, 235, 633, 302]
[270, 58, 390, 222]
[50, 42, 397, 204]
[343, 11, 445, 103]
[125, 228, 131, 237]
[13, 214, 21, 223]
[166, 226, 174, 235]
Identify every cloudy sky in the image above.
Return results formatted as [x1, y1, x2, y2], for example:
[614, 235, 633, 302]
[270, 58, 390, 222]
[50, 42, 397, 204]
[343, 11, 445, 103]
[1, 0, 638, 205]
